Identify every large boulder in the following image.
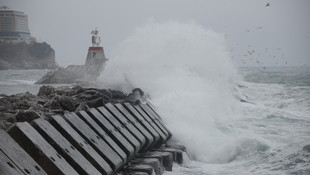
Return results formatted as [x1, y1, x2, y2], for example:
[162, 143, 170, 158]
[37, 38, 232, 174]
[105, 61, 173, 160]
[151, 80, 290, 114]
[38, 85, 55, 97]
[15, 110, 42, 123]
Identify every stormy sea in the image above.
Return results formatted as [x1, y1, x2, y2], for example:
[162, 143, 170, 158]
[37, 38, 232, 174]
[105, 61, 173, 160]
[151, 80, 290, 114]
[1, 21, 309, 175]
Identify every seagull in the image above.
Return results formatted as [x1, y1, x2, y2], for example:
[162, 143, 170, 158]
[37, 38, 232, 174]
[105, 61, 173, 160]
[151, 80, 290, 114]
[266, 3, 270, 7]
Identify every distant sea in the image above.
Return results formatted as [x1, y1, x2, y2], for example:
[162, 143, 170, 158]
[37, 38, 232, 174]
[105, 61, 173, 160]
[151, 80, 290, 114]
[1, 67, 310, 174]
[0, 69, 61, 95]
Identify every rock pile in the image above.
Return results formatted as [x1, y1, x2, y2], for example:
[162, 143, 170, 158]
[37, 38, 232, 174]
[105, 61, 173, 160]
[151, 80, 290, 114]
[0, 85, 145, 130]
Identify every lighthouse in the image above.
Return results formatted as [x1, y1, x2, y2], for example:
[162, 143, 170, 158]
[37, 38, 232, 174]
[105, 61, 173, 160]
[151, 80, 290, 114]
[85, 28, 107, 66]
[35, 28, 108, 84]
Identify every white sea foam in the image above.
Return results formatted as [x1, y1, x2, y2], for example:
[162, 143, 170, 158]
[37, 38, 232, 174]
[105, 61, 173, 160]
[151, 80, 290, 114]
[99, 20, 242, 163]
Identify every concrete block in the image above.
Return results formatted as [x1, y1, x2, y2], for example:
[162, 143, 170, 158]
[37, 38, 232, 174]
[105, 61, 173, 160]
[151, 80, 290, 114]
[146, 103, 173, 138]
[105, 103, 146, 150]
[115, 103, 154, 151]
[87, 108, 135, 159]
[8, 122, 79, 175]
[0, 130, 47, 175]
[123, 103, 161, 147]
[133, 105, 166, 145]
[49, 115, 113, 175]
[77, 110, 127, 162]
[138, 151, 173, 171]
[64, 112, 123, 171]
[31, 118, 101, 175]
[153, 148, 184, 164]
[97, 106, 141, 153]
[122, 164, 154, 175]
[139, 104, 171, 141]
[0, 150, 25, 175]
[124, 172, 149, 175]
[131, 158, 163, 175]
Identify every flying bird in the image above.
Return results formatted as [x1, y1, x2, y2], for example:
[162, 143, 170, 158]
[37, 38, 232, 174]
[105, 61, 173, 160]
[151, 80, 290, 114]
[266, 3, 270, 7]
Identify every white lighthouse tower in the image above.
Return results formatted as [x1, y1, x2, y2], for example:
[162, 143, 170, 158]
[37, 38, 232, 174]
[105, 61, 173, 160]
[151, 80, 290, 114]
[85, 28, 107, 66]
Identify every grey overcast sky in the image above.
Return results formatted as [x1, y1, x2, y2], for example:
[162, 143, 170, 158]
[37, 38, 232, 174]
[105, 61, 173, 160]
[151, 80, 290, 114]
[1, 0, 310, 67]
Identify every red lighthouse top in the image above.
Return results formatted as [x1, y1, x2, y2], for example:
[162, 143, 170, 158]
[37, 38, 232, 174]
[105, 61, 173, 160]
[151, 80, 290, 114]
[89, 47, 103, 51]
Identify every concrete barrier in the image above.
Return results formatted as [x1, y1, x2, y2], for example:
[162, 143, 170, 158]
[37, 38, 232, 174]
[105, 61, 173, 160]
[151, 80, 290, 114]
[97, 106, 141, 153]
[1, 102, 186, 175]
[8, 122, 79, 175]
[64, 112, 123, 171]
[87, 108, 135, 160]
[123, 103, 161, 147]
[133, 105, 167, 144]
[31, 118, 101, 175]
[77, 110, 127, 162]
[0, 129, 47, 175]
[115, 103, 154, 151]
[49, 115, 113, 175]
[139, 104, 172, 141]
[105, 103, 147, 151]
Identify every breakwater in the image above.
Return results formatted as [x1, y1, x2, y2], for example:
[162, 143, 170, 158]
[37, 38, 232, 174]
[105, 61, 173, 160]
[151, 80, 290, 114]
[0, 86, 187, 175]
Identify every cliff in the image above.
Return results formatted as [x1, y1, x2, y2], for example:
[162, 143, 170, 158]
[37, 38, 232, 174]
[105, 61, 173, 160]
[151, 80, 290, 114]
[0, 41, 59, 70]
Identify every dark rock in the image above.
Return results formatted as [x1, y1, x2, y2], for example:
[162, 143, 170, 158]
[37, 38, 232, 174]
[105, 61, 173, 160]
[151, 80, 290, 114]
[98, 89, 112, 98]
[125, 88, 145, 104]
[86, 98, 105, 108]
[111, 90, 127, 99]
[13, 99, 31, 110]
[15, 110, 42, 123]
[0, 120, 12, 130]
[57, 96, 76, 112]
[38, 85, 55, 97]
[44, 96, 62, 110]
[6, 114, 16, 123]
[37, 98, 48, 105]
[44, 95, 76, 112]
[0, 97, 10, 107]
[302, 145, 310, 152]
[75, 102, 89, 113]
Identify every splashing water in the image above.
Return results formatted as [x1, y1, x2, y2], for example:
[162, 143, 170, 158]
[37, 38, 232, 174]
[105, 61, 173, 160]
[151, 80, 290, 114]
[99, 20, 242, 163]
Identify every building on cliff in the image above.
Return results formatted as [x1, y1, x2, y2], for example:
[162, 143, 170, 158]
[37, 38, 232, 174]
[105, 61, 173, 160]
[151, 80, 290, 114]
[0, 6, 31, 41]
[35, 28, 108, 84]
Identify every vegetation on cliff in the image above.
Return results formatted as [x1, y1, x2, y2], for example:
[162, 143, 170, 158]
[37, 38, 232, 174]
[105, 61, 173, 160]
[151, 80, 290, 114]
[0, 41, 59, 70]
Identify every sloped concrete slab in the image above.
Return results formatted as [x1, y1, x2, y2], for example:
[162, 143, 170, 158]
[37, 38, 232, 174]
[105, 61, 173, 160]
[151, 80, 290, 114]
[87, 108, 135, 160]
[123, 103, 161, 147]
[133, 105, 167, 145]
[49, 115, 113, 175]
[0, 150, 25, 175]
[77, 110, 127, 162]
[139, 104, 171, 141]
[97, 106, 141, 153]
[115, 103, 154, 151]
[8, 122, 79, 175]
[31, 118, 101, 175]
[64, 112, 123, 171]
[105, 103, 146, 150]
[0, 130, 47, 175]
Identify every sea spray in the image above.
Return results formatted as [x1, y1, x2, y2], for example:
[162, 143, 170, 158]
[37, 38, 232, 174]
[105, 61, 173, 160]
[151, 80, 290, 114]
[99, 21, 241, 163]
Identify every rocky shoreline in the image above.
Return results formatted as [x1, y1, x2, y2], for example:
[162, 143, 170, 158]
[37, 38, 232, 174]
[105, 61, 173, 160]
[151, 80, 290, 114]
[0, 85, 188, 175]
[0, 85, 145, 130]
